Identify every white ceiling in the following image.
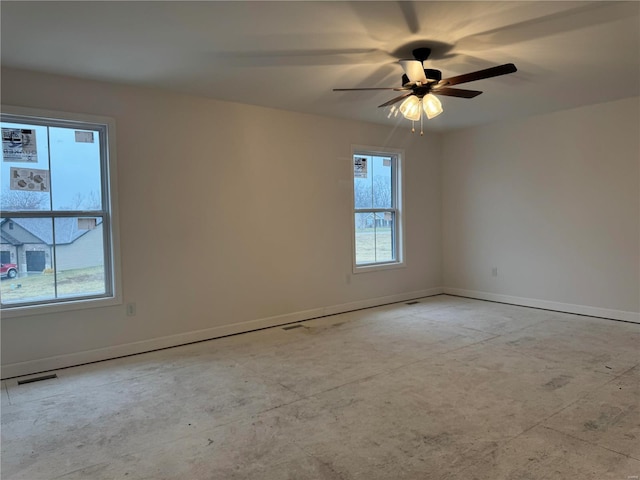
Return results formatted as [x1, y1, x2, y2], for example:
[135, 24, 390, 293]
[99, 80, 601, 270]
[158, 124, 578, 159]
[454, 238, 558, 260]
[1, 1, 639, 131]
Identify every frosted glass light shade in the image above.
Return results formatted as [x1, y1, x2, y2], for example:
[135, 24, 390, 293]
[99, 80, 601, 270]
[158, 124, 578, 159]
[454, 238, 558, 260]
[399, 95, 421, 121]
[422, 94, 443, 119]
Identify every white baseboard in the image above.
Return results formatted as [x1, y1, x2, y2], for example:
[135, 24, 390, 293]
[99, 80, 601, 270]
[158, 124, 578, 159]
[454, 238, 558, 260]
[1, 287, 443, 379]
[443, 287, 640, 324]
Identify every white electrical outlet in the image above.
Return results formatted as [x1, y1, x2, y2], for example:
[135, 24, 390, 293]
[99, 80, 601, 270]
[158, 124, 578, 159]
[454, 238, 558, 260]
[126, 303, 136, 316]
[491, 267, 498, 277]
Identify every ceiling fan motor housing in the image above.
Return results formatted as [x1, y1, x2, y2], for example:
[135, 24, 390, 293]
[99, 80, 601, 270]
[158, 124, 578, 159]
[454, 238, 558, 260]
[412, 47, 432, 63]
[401, 68, 442, 86]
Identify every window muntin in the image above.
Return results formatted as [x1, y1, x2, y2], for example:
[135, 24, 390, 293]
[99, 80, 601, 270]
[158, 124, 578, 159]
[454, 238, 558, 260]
[352, 150, 403, 270]
[1, 112, 115, 309]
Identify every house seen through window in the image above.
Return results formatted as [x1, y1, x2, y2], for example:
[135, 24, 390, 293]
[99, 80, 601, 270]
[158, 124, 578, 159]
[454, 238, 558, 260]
[352, 149, 403, 271]
[1, 110, 118, 309]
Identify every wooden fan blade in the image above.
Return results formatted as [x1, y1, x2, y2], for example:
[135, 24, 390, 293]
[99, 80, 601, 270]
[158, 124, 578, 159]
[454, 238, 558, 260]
[399, 60, 428, 84]
[441, 63, 517, 86]
[432, 87, 483, 98]
[378, 92, 413, 108]
[333, 87, 407, 91]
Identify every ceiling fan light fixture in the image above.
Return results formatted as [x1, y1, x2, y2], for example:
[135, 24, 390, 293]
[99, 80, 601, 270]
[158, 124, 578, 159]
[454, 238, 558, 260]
[335, 49, 517, 137]
[399, 95, 421, 121]
[423, 94, 443, 119]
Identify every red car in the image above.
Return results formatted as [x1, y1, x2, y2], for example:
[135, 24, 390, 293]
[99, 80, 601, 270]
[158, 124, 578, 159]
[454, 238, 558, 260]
[1, 263, 18, 279]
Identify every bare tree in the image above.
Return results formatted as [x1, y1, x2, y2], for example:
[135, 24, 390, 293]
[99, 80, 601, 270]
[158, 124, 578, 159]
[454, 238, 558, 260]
[354, 179, 372, 209]
[0, 191, 47, 211]
[373, 176, 392, 208]
[69, 190, 101, 210]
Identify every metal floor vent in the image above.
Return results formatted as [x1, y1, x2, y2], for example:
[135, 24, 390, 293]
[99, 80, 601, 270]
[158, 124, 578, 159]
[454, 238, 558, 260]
[406, 301, 420, 305]
[282, 324, 303, 331]
[17, 374, 57, 385]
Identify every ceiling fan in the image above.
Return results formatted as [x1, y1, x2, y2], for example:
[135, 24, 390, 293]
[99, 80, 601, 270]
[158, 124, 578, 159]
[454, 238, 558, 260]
[333, 47, 517, 134]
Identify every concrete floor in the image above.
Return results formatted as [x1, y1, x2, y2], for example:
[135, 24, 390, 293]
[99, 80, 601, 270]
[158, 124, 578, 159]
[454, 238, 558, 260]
[1, 295, 639, 479]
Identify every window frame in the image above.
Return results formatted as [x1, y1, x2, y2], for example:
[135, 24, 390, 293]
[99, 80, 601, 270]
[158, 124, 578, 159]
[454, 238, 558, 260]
[0, 105, 122, 317]
[350, 145, 405, 274]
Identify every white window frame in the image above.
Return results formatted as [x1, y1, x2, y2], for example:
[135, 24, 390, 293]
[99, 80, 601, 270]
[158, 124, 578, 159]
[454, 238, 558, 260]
[0, 105, 122, 318]
[351, 145, 405, 274]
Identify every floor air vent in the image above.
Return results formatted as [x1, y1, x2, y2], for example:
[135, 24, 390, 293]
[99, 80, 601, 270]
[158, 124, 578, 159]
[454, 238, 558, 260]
[17, 374, 57, 385]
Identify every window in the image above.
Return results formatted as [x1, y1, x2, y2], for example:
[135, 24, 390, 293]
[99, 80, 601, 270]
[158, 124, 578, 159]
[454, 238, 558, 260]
[1, 107, 120, 313]
[352, 147, 404, 272]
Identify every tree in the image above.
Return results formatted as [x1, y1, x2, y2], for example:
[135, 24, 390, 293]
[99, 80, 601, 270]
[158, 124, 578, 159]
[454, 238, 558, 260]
[354, 179, 372, 209]
[68, 190, 101, 210]
[373, 175, 392, 208]
[0, 190, 47, 211]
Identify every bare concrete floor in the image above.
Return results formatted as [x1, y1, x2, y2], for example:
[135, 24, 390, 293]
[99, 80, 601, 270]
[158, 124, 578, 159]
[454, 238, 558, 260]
[2, 295, 639, 479]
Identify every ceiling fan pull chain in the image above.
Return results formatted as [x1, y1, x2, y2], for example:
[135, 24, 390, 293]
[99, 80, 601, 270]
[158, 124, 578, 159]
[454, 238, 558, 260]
[411, 120, 415, 133]
[420, 110, 424, 136]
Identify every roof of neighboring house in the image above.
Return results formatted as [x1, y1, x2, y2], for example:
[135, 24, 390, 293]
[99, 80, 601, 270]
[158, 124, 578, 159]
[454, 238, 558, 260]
[0, 217, 101, 245]
[0, 228, 21, 245]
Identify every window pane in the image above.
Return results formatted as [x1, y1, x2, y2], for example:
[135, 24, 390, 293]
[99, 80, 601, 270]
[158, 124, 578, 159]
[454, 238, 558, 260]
[353, 155, 393, 210]
[372, 156, 392, 209]
[355, 212, 375, 264]
[0, 217, 56, 304]
[374, 212, 395, 262]
[0, 216, 107, 305]
[50, 127, 103, 211]
[54, 217, 106, 298]
[354, 212, 395, 265]
[1, 123, 51, 211]
[353, 156, 373, 209]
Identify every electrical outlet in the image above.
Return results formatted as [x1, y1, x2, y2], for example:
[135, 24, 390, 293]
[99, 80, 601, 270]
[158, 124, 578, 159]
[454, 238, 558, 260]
[126, 303, 136, 316]
[345, 274, 351, 284]
[491, 267, 498, 277]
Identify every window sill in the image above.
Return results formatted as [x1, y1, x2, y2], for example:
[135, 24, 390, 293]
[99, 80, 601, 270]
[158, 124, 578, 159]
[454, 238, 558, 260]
[353, 261, 406, 274]
[1, 294, 122, 318]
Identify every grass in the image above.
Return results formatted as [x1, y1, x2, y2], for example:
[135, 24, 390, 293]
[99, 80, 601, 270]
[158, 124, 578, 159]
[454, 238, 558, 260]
[0, 266, 105, 304]
[355, 227, 394, 264]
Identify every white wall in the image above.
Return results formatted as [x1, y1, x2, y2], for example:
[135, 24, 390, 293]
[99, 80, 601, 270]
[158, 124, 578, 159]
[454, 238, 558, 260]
[442, 97, 640, 321]
[0, 68, 443, 377]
